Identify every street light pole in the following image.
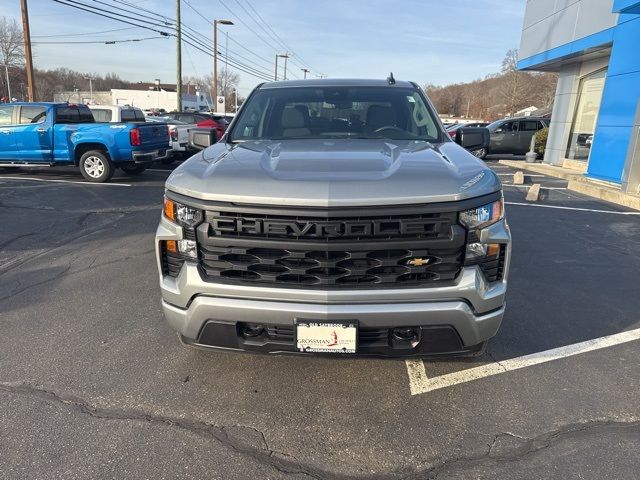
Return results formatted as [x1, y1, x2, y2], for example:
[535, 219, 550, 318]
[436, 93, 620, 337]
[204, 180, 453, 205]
[4, 65, 11, 99]
[213, 19, 233, 113]
[283, 52, 289, 80]
[275, 54, 289, 81]
[274, 54, 278, 80]
[84, 76, 93, 103]
[176, 0, 182, 112]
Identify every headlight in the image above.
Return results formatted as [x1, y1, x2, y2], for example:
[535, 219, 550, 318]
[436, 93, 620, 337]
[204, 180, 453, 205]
[163, 196, 203, 227]
[459, 198, 503, 230]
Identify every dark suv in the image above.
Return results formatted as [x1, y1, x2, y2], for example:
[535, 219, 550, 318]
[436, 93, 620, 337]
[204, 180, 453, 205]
[478, 117, 549, 159]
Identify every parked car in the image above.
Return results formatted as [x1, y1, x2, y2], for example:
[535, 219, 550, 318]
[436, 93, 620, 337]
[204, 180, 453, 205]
[164, 112, 227, 140]
[446, 122, 489, 138]
[89, 105, 146, 123]
[477, 117, 549, 159]
[0, 102, 169, 182]
[145, 116, 194, 164]
[155, 78, 511, 358]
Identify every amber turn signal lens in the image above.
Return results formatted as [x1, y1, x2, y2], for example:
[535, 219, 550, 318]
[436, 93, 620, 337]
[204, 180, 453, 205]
[165, 240, 178, 253]
[486, 243, 501, 257]
[163, 197, 175, 221]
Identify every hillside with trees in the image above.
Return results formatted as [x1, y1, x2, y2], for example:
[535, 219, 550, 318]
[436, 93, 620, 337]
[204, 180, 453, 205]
[425, 49, 558, 121]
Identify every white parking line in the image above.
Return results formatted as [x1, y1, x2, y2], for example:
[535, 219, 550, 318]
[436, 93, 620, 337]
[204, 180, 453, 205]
[502, 184, 567, 190]
[505, 201, 640, 215]
[406, 327, 640, 395]
[0, 177, 131, 187]
[497, 173, 546, 177]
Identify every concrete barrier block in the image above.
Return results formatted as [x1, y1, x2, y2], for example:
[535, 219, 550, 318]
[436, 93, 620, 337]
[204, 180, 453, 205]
[526, 183, 541, 201]
[513, 171, 525, 185]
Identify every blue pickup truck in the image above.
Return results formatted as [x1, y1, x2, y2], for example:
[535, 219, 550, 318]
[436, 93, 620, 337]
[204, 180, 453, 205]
[0, 102, 169, 182]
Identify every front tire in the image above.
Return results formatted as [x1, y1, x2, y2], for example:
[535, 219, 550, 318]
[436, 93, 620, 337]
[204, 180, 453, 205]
[472, 147, 488, 160]
[120, 163, 146, 175]
[79, 150, 114, 183]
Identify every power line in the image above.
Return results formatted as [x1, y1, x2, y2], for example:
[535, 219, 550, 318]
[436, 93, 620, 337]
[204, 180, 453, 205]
[33, 36, 168, 44]
[180, 1, 273, 70]
[52, 0, 172, 36]
[32, 26, 139, 38]
[52, 0, 274, 81]
[242, 0, 315, 72]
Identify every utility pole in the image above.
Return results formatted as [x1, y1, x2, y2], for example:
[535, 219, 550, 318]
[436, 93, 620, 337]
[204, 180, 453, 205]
[301, 68, 310, 79]
[176, 0, 182, 112]
[20, 0, 36, 101]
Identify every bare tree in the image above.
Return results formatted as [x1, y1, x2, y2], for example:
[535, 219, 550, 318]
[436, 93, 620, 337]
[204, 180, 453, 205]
[0, 18, 25, 99]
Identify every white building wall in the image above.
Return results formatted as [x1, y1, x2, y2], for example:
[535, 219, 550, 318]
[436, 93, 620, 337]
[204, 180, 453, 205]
[110, 89, 210, 111]
[519, 0, 619, 60]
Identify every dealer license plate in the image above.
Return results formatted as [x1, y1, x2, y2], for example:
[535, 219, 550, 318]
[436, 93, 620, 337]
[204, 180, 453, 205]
[295, 320, 358, 354]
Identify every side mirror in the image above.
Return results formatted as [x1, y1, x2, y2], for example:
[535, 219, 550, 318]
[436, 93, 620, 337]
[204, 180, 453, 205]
[188, 128, 218, 150]
[455, 127, 490, 152]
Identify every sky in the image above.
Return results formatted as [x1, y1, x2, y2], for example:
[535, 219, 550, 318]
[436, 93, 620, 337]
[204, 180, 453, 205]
[3, 0, 527, 95]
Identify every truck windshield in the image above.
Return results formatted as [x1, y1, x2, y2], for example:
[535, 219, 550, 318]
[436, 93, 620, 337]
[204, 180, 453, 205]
[229, 86, 441, 142]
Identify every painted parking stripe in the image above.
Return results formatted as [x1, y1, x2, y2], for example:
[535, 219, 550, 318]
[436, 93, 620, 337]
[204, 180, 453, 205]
[497, 173, 546, 177]
[502, 184, 567, 190]
[505, 201, 640, 215]
[0, 177, 131, 187]
[406, 327, 640, 395]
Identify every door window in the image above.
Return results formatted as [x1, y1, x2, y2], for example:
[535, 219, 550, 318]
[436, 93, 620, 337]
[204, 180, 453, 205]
[19, 106, 47, 124]
[0, 106, 15, 125]
[566, 69, 606, 161]
[497, 121, 517, 133]
[520, 120, 540, 131]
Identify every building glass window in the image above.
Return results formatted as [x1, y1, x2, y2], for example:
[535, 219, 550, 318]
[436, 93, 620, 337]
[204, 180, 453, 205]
[566, 69, 607, 161]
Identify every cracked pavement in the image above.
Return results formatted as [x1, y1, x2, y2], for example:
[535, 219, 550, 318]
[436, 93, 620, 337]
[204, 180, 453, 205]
[1, 164, 639, 479]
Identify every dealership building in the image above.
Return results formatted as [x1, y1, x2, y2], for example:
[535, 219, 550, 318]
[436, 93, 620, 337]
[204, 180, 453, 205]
[518, 0, 640, 194]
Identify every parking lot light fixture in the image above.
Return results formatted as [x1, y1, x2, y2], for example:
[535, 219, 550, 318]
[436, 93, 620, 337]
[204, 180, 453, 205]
[213, 19, 234, 107]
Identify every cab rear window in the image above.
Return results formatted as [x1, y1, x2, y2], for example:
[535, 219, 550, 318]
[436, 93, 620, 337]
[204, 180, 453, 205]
[56, 106, 95, 124]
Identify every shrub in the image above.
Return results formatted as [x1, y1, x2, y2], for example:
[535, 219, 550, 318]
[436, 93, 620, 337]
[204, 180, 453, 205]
[534, 127, 549, 156]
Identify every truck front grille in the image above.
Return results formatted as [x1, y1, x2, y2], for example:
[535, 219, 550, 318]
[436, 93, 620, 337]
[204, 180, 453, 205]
[195, 204, 467, 289]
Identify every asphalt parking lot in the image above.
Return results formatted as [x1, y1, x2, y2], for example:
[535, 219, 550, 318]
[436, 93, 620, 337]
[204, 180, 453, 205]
[1, 162, 639, 479]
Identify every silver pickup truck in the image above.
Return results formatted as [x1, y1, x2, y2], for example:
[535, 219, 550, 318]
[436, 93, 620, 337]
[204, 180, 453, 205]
[155, 78, 511, 358]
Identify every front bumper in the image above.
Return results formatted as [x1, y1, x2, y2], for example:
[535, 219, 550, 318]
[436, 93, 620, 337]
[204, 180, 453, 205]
[155, 215, 511, 357]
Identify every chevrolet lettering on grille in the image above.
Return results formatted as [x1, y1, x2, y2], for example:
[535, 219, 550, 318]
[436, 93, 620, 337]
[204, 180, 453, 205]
[210, 218, 439, 238]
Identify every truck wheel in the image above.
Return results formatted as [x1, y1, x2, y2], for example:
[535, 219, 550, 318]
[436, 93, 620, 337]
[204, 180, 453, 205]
[120, 163, 147, 175]
[472, 148, 488, 160]
[79, 151, 114, 183]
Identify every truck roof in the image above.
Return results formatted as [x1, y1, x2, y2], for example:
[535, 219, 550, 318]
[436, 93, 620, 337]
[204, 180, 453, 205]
[258, 78, 417, 89]
[8, 102, 86, 107]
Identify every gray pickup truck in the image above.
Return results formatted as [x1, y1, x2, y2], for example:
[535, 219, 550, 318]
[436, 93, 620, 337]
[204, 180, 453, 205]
[155, 78, 511, 357]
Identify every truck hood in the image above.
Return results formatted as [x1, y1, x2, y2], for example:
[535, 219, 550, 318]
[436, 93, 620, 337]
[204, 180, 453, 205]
[166, 139, 501, 207]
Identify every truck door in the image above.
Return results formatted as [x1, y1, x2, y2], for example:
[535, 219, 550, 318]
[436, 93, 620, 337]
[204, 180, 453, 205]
[0, 105, 17, 160]
[518, 120, 543, 154]
[13, 106, 53, 162]
[491, 120, 519, 154]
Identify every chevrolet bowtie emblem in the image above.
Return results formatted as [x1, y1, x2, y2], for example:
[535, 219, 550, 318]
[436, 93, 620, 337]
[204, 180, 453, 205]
[407, 258, 431, 267]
